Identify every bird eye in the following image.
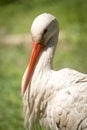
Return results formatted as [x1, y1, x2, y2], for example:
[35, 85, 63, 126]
[43, 29, 48, 35]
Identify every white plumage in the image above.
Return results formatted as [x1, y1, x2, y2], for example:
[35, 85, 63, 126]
[22, 13, 87, 130]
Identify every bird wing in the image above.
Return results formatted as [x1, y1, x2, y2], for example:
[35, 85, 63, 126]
[46, 68, 87, 130]
[51, 68, 87, 90]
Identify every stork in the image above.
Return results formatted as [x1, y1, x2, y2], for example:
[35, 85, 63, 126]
[22, 13, 87, 130]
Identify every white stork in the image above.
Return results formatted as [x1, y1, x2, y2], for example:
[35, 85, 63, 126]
[22, 13, 87, 130]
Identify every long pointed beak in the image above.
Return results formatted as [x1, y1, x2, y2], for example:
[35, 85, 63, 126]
[22, 42, 43, 96]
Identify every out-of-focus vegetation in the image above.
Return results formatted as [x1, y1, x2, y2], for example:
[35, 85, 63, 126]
[0, 0, 87, 130]
[0, 0, 87, 34]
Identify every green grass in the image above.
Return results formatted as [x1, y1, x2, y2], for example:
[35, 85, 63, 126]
[0, 0, 87, 130]
[54, 35, 87, 73]
[0, 43, 31, 130]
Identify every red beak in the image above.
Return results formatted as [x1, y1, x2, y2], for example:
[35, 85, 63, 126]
[22, 41, 43, 96]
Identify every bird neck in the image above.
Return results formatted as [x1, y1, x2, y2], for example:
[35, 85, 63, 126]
[34, 33, 58, 74]
[26, 33, 58, 129]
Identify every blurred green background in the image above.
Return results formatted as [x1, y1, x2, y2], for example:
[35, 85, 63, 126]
[0, 0, 87, 130]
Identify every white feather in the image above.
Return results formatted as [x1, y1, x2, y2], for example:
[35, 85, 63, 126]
[22, 13, 87, 130]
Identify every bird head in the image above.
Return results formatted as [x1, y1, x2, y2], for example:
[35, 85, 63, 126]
[31, 13, 59, 46]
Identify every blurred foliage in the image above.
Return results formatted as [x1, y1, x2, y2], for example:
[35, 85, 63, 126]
[0, 43, 31, 130]
[0, 0, 18, 5]
[0, 0, 87, 34]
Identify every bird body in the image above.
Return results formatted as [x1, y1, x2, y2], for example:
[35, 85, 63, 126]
[22, 13, 87, 130]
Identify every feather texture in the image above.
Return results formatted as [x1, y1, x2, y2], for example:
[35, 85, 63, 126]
[22, 13, 87, 130]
